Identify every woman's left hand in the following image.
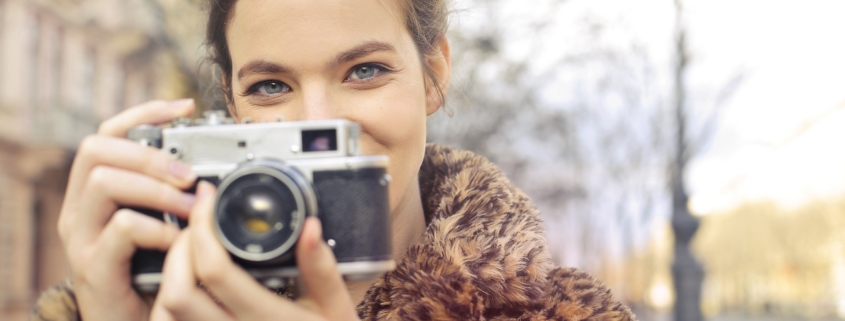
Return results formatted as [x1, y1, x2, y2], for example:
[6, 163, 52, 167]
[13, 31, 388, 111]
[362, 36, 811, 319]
[150, 181, 361, 321]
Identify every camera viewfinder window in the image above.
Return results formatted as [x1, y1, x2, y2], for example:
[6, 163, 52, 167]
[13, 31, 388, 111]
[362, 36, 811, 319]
[302, 129, 337, 152]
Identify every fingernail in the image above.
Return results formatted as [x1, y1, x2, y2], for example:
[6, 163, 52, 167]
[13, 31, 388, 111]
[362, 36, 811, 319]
[168, 98, 194, 109]
[196, 181, 214, 199]
[308, 217, 325, 251]
[182, 193, 197, 210]
[169, 161, 196, 181]
[312, 217, 323, 239]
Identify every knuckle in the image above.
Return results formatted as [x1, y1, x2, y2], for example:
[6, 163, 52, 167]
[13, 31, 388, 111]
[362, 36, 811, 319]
[97, 121, 114, 135]
[87, 166, 113, 190]
[109, 210, 136, 235]
[78, 135, 102, 157]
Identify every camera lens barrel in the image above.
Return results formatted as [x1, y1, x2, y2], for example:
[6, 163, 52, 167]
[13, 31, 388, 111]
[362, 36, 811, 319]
[215, 159, 317, 263]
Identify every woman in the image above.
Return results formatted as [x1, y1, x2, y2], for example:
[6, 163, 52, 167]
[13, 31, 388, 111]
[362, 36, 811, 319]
[33, 0, 635, 320]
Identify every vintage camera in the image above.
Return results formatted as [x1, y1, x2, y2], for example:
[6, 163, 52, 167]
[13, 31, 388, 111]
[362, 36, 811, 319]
[127, 111, 393, 293]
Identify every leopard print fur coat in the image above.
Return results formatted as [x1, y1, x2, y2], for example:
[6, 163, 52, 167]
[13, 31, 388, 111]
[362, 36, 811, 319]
[32, 144, 635, 321]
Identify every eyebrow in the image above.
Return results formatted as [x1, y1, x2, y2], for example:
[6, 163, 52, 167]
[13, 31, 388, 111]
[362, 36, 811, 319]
[236, 41, 397, 81]
[333, 41, 397, 66]
[237, 60, 295, 80]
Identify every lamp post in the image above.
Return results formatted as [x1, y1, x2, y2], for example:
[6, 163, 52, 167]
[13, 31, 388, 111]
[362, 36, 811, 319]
[671, 1, 704, 320]
[671, 176, 704, 321]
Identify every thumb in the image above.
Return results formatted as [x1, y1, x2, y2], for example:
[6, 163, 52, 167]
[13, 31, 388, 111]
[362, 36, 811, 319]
[296, 217, 358, 319]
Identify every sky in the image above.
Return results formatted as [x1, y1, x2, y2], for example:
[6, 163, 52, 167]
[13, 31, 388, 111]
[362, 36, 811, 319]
[440, 0, 845, 264]
[684, 0, 845, 214]
[461, 0, 845, 215]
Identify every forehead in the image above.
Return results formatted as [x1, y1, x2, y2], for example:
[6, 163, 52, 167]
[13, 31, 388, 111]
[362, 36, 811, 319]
[226, 0, 410, 66]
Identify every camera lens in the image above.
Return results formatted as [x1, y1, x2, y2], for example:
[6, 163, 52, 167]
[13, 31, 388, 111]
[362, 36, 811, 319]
[215, 160, 317, 263]
[233, 186, 284, 236]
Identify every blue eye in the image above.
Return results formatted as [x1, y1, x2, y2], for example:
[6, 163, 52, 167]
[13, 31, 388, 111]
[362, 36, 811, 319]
[347, 64, 387, 81]
[250, 81, 290, 95]
[354, 66, 377, 79]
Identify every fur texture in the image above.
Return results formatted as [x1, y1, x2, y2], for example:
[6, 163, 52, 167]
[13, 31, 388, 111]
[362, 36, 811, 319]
[355, 144, 635, 320]
[31, 278, 79, 321]
[31, 144, 635, 321]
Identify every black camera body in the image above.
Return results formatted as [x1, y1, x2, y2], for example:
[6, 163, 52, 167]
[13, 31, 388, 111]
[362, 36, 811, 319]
[127, 111, 393, 293]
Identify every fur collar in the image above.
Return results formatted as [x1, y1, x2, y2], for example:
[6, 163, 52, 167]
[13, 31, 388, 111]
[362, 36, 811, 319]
[356, 144, 635, 320]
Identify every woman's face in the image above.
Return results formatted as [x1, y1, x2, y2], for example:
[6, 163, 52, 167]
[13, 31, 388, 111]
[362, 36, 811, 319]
[225, 0, 448, 214]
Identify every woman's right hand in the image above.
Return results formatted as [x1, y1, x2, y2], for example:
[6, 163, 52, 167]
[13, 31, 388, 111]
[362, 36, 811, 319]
[57, 99, 198, 321]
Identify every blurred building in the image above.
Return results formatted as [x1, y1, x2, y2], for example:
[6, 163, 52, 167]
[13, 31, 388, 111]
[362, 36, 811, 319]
[0, 0, 203, 320]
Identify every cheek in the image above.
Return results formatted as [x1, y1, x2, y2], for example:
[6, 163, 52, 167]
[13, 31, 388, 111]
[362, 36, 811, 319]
[350, 79, 429, 211]
[359, 97, 426, 151]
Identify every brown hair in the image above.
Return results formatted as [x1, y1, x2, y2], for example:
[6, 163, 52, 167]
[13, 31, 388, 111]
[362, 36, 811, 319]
[205, 0, 449, 105]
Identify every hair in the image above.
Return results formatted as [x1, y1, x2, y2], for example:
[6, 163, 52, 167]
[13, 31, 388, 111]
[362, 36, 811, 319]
[205, 0, 449, 106]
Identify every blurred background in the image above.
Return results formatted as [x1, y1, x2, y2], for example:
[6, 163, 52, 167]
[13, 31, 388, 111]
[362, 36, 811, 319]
[1, 0, 843, 320]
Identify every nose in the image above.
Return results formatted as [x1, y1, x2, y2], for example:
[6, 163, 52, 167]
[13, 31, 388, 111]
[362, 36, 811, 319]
[296, 84, 338, 121]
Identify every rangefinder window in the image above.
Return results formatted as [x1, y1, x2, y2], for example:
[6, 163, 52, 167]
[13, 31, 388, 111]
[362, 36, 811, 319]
[302, 129, 337, 152]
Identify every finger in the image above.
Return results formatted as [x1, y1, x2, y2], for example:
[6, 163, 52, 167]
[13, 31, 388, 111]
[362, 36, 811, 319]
[296, 297, 321, 314]
[68, 210, 178, 315]
[189, 182, 311, 320]
[64, 135, 196, 204]
[69, 166, 196, 245]
[98, 99, 195, 137]
[96, 209, 180, 263]
[65, 209, 176, 321]
[149, 303, 177, 321]
[158, 231, 234, 321]
[297, 217, 358, 320]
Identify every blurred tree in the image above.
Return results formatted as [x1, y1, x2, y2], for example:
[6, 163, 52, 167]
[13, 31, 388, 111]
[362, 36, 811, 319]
[429, 1, 744, 313]
[428, 0, 672, 282]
